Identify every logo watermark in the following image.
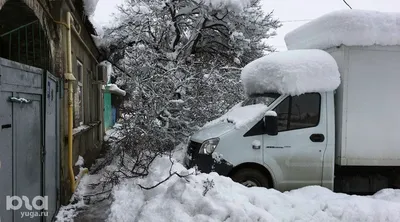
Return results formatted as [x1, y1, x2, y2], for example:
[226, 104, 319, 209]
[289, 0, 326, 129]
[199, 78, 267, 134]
[6, 196, 48, 218]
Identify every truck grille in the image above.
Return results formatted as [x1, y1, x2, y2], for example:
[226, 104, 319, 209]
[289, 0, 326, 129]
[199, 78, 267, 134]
[187, 141, 202, 158]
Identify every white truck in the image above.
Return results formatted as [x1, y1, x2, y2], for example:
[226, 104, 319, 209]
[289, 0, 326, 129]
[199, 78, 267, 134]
[185, 9, 400, 194]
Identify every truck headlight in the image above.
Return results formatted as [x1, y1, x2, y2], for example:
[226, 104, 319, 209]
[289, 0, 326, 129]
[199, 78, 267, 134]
[199, 138, 220, 155]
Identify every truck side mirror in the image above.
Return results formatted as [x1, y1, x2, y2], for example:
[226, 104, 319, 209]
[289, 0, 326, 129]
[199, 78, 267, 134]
[264, 111, 278, 136]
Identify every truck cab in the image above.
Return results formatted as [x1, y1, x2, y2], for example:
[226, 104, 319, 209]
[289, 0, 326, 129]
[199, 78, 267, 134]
[186, 9, 400, 194]
[186, 91, 336, 191]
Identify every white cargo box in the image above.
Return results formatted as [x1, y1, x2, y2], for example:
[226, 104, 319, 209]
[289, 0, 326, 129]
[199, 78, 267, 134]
[327, 45, 400, 166]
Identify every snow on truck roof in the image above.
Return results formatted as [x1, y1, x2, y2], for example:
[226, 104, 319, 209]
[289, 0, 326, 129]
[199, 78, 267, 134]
[285, 9, 400, 50]
[240, 49, 341, 96]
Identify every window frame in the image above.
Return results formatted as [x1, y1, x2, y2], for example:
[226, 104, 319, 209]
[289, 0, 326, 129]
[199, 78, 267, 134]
[242, 93, 280, 107]
[76, 60, 84, 126]
[274, 93, 321, 133]
[243, 93, 322, 137]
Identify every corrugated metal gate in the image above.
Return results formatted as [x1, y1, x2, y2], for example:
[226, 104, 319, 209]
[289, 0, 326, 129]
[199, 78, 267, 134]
[0, 58, 60, 222]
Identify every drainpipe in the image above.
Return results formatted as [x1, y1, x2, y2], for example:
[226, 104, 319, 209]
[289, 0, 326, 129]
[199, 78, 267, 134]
[64, 11, 76, 193]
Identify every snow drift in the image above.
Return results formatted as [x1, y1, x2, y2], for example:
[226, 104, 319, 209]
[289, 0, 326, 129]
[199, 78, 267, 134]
[108, 156, 400, 222]
[55, 152, 400, 222]
[240, 49, 341, 96]
[285, 9, 400, 50]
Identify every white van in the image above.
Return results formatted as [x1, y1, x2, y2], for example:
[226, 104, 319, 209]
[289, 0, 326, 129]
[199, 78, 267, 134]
[185, 9, 400, 194]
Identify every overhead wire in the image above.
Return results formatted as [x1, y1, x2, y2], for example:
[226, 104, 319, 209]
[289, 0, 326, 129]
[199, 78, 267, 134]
[272, 0, 353, 49]
[281, 0, 354, 24]
[343, 0, 353, 9]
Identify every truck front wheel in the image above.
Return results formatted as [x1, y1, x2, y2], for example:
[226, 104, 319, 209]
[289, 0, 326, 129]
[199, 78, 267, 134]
[231, 168, 270, 188]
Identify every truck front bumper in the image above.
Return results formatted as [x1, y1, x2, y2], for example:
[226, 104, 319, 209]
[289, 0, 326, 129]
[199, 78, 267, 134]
[185, 153, 233, 176]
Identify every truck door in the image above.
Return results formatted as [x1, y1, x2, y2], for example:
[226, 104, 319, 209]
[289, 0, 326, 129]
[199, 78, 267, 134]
[263, 93, 326, 190]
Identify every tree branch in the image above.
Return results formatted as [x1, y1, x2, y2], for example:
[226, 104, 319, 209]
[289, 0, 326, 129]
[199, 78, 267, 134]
[167, 3, 181, 51]
[107, 59, 132, 77]
[138, 156, 192, 190]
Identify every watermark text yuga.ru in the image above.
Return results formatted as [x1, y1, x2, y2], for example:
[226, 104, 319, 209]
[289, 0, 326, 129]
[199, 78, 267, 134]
[6, 196, 48, 218]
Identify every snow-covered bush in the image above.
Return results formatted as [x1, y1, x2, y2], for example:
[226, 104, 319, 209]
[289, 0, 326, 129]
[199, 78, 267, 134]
[101, 0, 280, 158]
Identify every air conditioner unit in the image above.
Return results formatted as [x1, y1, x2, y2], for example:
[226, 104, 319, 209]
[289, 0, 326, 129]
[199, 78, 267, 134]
[96, 63, 108, 84]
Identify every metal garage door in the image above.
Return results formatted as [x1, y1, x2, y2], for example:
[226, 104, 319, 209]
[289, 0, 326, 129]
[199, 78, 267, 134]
[0, 58, 59, 222]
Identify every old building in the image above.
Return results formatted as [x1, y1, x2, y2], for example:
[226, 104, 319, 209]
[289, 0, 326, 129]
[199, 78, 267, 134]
[0, 0, 105, 221]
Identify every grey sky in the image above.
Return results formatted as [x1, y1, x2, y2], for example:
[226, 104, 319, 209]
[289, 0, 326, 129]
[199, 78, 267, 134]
[93, 0, 124, 26]
[93, 0, 400, 51]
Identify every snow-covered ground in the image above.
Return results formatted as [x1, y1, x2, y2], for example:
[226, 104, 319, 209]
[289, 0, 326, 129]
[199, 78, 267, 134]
[56, 143, 400, 222]
[108, 156, 400, 222]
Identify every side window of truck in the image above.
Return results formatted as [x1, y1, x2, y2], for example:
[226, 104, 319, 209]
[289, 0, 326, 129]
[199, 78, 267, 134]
[274, 97, 290, 131]
[243, 93, 321, 137]
[274, 93, 321, 131]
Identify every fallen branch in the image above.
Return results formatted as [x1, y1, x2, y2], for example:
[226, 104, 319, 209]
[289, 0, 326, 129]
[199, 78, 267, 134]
[138, 155, 192, 190]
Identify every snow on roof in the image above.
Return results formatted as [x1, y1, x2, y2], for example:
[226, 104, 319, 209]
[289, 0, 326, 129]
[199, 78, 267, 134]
[103, 84, 126, 96]
[285, 10, 400, 50]
[83, 0, 99, 17]
[240, 49, 341, 96]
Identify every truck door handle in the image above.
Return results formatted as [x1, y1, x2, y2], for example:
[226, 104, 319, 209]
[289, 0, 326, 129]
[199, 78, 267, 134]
[310, 134, 325, 142]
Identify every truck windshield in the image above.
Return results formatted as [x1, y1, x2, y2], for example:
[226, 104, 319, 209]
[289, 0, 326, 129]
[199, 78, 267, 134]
[242, 93, 280, 107]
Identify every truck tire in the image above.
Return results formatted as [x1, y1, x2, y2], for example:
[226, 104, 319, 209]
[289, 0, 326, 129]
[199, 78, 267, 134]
[231, 168, 270, 188]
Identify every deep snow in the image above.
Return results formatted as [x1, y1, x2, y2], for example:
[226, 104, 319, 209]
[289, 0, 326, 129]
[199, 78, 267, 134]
[241, 49, 341, 96]
[56, 127, 400, 222]
[56, 148, 400, 222]
[108, 156, 400, 222]
[285, 9, 400, 50]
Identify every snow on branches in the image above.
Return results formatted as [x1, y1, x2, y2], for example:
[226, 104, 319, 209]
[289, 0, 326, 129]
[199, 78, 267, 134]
[100, 0, 281, 150]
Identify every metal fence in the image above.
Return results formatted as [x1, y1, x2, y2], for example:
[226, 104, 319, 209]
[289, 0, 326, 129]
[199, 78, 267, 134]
[0, 20, 52, 71]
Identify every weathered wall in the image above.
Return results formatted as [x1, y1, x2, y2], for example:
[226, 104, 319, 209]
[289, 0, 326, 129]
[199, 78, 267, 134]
[0, 0, 104, 205]
[58, 0, 103, 204]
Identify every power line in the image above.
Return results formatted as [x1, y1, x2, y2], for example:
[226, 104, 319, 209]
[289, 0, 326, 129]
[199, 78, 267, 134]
[343, 0, 352, 9]
[281, 0, 353, 24]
